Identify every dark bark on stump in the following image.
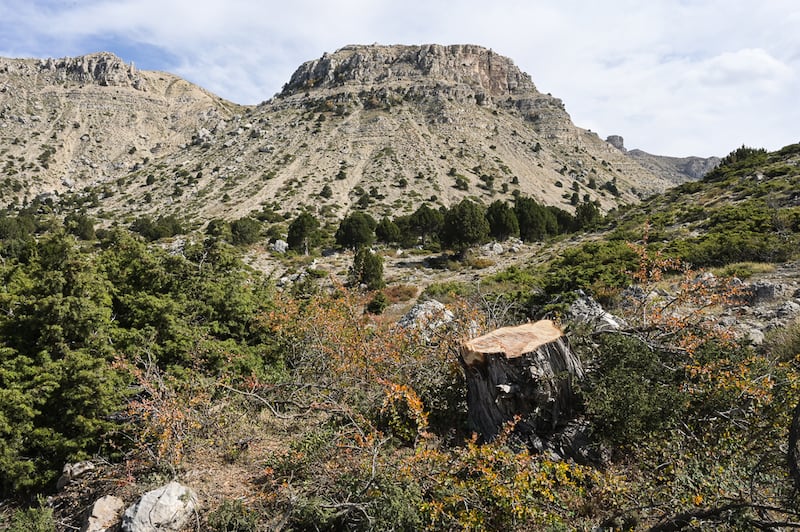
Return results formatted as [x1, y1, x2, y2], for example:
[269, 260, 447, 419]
[460, 321, 584, 445]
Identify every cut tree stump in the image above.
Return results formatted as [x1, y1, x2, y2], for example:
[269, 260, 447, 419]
[460, 320, 584, 446]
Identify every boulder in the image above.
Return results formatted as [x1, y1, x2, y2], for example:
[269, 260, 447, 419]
[567, 290, 624, 332]
[57, 461, 95, 490]
[272, 239, 288, 253]
[748, 281, 789, 304]
[398, 300, 454, 333]
[82, 495, 125, 532]
[122, 482, 197, 532]
[480, 242, 504, 255]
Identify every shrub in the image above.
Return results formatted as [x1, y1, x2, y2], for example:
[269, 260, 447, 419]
[366, 291, 389, 314]
[383, 284, 417, 303]
[230, 217, 262, 246]
[6, 499, 55, 532]
[130, 214, 183, 241]
[206, 499, 260, 532]
[580, 333, 685, 446]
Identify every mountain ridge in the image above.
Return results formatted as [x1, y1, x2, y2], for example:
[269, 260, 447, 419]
[1, 46, 715, 224]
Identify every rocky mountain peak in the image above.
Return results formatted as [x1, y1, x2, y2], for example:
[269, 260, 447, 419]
[36, 51, 144, 89]
[0, 52, 141, 92]
[281, 44, 538, 98]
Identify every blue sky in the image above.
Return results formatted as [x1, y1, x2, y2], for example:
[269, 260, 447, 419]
[1, 0, 798, 157]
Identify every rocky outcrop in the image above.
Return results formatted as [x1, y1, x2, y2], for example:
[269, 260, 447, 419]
[567, 291, 625, 332]
[282, 44, 538, 98]
[398, 299, 454, 331]
[606, 135, 626, 152]
[40, 52, 143, 89]
[121, 482, 197, 532]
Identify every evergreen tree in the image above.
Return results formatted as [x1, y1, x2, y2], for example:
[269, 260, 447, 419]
[375, 216, 401, 244]
[408, 204, 444, 246]
[514, 196, 557, 241]
[486, 200, 519, 241]
[575, 201, 602, 230]
[351, 248, 384, 290]
[287, 212, 320, 254]
[442, 199, 490, 252]
[335, 212, 377, 250]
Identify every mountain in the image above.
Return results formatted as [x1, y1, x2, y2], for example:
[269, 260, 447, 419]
[1, 45, 694, 223]
[0, 52, 237, 204]
[605, 134, 720, 184]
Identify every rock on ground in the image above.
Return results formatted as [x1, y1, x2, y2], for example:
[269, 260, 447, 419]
[83, 495, 125, 532]
[121, 482, 197, 532]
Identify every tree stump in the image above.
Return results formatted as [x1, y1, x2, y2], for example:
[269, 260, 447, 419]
[460, 320, 584, 446]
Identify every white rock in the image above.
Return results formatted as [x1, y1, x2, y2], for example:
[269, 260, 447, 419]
[122, 482, 197, 532]
[82, 495, 125, 532]
[272, 239, 288, 253]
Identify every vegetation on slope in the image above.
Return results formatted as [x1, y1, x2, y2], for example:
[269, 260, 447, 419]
[1, 143, 799, 530]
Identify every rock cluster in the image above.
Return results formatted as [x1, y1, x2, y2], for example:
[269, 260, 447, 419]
[282, 44, 538, 98]
[39, 52, 144, 89]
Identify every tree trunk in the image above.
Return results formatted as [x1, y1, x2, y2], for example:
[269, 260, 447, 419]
[460, 320, 584, 446]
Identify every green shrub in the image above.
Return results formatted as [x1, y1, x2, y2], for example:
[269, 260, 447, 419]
[206, 499, 260, 532]
[581, 333, 686, 447]
[543, 240, 638, 295]
[6, 498, 55, 532]
[366, 291, 389, 314]
[230, 217, 262, 246]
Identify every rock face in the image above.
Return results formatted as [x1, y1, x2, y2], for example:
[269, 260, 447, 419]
[121, 482, 197, 532]
[0, 52, 234, 202]
[283, 44, 538, 99]
[38, 52, 143, 88]
[567, 290, 625, 332]
[606, 135, 626, 152]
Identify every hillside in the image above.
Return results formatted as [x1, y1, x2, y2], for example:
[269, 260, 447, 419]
[1, 45, 699, 226]
[1, 140, 799, 531]
[0, 52, 239, 202]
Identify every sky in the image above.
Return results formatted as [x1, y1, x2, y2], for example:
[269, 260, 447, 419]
[1, 1, 798, 158]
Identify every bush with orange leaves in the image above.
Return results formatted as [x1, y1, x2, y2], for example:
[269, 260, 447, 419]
[248, 287, 627, 529]
[573, 240, 800, 529]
